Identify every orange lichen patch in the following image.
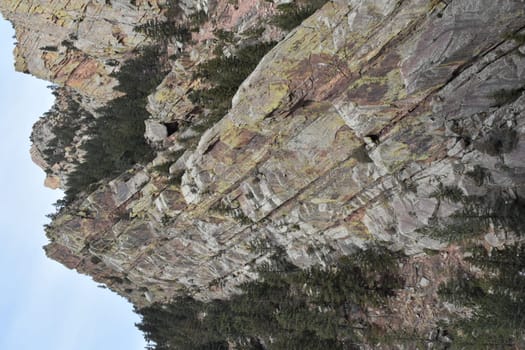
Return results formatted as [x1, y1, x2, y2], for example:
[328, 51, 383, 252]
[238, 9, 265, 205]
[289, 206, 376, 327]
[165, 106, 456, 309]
[315, 68, 355, 101]
[44, 50, 83, 82]
[65, 58, 100, 88]
[286, 54, 354, 102]
[311, 59, 351, 98]
[44, 175, 61, 189]
[344, 207, 367, 223]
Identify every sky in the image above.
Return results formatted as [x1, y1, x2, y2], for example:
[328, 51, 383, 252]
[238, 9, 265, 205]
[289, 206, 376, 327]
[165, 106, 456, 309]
[0, 17, 147, 350]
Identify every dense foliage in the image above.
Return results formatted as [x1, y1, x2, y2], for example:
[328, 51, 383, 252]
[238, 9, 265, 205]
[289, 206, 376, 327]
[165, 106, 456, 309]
[134, 1, 207, 44]
[425, 182, 525, 348]
[187, 42, 276, 134]
[135, 246, 404, 350]
[64, 46, 167, 202]
[438, 243, 525, 349]
[62, 0, 321, 200]
[421, 185, 525, 242]
[135, 19, 192, 42]
[271, 0, 329, 31]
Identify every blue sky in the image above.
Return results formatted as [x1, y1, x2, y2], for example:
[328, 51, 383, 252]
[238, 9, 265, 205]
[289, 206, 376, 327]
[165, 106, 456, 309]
[0, 17, 147, 350]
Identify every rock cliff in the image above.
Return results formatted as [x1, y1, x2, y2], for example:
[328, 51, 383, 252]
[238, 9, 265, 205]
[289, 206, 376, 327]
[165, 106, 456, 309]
[3, 0, 525, 318]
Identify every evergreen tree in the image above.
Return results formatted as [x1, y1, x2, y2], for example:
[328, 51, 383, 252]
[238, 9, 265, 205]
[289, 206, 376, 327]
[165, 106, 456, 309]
[134, 19, 191, 43]
[135, 245, 405, 349]
[422, 188, 525, 242]
[271, 1, 329, 31]
[438, 243, 525, 349]
[64, 46, 167, 202]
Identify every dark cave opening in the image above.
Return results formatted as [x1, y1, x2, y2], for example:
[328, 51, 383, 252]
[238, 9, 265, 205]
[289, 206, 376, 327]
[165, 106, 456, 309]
[164, 121, 179, 136]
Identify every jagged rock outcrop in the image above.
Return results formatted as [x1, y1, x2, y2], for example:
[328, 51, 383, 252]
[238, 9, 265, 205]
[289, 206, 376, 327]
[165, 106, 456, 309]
[1, 0, 161, 187]
[5, 0, 279, 187]
[2, 0, 525, 309]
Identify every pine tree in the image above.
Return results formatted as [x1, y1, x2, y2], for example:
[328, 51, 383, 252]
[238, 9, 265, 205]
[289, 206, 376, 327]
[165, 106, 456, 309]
[438, 243, 525, 348]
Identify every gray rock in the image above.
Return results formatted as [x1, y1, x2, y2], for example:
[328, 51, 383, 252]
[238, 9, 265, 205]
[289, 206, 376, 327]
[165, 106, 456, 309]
[145, 120, 168, 144]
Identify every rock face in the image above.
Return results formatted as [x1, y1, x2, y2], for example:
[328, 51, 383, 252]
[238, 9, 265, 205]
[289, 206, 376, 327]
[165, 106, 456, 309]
[2, 0, 525, 308]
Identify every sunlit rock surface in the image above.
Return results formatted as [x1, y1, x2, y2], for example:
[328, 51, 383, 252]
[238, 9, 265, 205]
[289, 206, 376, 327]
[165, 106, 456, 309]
[1, 0, 524, 308]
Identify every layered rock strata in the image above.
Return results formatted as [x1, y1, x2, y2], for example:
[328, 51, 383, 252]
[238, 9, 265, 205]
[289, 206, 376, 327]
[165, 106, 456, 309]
[2, 0, 524, 308]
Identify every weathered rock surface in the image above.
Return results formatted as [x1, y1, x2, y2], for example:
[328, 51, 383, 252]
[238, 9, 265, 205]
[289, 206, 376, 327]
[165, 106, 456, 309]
[2, 0, 525, 309]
